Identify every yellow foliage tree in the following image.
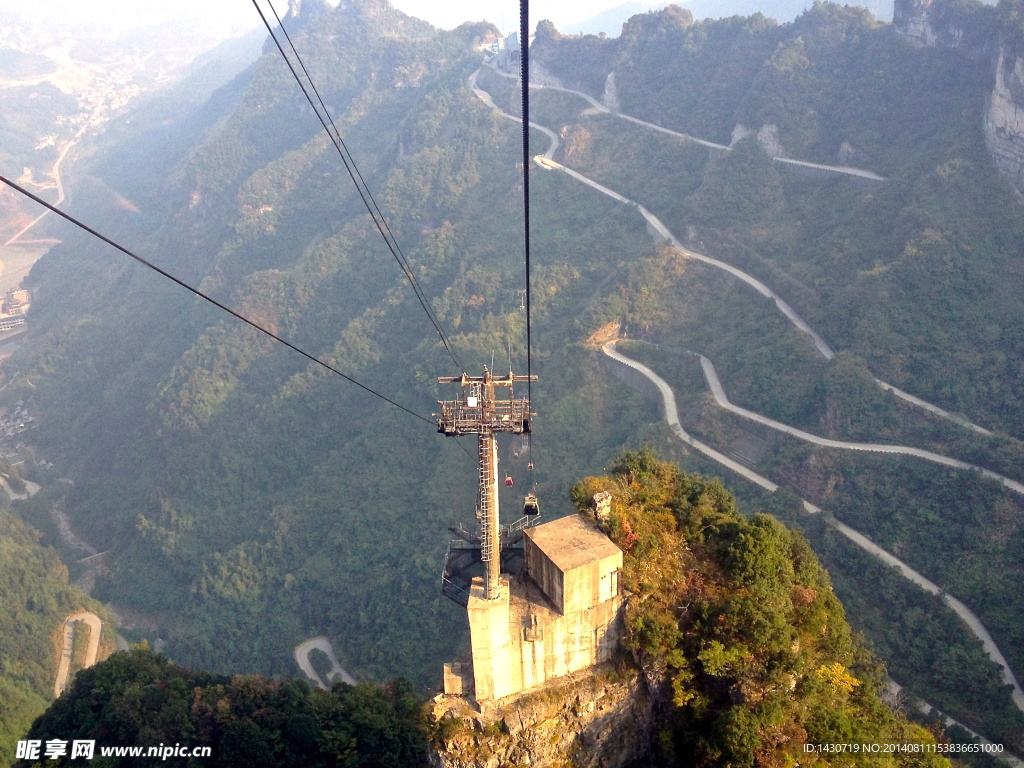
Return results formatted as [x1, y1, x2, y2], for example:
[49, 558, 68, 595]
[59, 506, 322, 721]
[817, 662, 860, 695]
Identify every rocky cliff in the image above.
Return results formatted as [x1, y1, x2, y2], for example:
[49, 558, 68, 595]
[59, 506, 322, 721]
[428, 665, 656, 768]
[893, 0, 941, 46]
[985, 47, 1024, 191]
[892, 0, 995, 51]
[892, 0, 1024, 191]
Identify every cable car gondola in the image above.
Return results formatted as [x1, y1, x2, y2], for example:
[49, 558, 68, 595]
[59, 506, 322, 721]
[523, 492, 540, 516]
[505, 474, 514, 487]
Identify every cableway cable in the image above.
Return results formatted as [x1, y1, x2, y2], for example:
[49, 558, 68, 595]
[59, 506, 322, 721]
[251, 0, 464, 373]
[264, 0, 416, 309]
[519, 0, 535, 471]
[0, 173, 437, 427]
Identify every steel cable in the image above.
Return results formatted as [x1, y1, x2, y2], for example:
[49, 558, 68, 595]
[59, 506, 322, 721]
[252, 0, 465, 372]
[519, 0, 534, 469]
[0, 173, 437, 426]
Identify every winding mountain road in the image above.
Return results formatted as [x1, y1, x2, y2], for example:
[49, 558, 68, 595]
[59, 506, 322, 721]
[538, 151, 992, 436]
[3, 135, 74, 248]
[469, 69, 559, 160]
[887, 681, 1024, 767]
[54, 611, 102, 697]
[4, 93, 111, 251]
[696, 352, 1023, 493]
[473, 68, 992, 437]
[484, 64, 887, 180]
[603, 341, 1024, 718]
[467, 71, 1024, 745]
[294, 636, 356, 689]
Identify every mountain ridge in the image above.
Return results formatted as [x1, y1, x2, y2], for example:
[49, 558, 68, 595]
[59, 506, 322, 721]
[3, 0, 1024, 760]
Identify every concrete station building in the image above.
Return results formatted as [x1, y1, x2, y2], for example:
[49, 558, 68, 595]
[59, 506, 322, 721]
[445, 511, 623, 706]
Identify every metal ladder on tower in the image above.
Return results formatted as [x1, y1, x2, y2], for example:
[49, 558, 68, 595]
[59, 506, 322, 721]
[479, 436, 493, 565]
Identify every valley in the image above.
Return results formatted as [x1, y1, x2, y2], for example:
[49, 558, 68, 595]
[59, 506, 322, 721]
[3, 0, 1024, 763]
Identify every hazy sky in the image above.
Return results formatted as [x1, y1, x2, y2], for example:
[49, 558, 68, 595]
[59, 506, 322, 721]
[0, 0, 655, 37]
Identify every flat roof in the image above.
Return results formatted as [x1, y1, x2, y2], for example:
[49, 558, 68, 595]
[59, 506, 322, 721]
[524, 514, 621, 572]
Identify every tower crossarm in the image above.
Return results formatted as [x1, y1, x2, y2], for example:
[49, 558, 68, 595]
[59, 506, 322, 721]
[435, 398, 533, 435]
[434, 366, 536, 436]
[436, 366, 539, 602]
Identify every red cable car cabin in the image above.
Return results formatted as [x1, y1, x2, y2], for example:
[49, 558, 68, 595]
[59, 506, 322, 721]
[505, 475, 514, 487]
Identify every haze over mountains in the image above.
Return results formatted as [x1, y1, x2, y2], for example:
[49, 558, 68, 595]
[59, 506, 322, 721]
[2, 0, 1024, 763]
[565, 0, 892, 34]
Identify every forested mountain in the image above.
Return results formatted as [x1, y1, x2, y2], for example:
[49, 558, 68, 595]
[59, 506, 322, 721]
[17, 454, 953, 767]
[531, 1, 1024, 437]
[18, 649, 429, 768]
[0, 505, 112, 765]
[5, 0, 1024, 760]
[524, 0, 1024, 746]
[3, 0, 662, 690]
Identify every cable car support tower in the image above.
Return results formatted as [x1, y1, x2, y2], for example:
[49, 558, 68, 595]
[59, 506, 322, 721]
[436, 369, 536, 601]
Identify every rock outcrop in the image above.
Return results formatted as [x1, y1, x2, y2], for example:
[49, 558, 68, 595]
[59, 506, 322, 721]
[602, 72, 620, 113]
[730, 123, 787, 157]
[429, 666, 655, 768]
[985, 47, 1024, 191]
[892, 0, 994, 51]
[893, 0, 940, 47]
[892, 0, 1024, 190]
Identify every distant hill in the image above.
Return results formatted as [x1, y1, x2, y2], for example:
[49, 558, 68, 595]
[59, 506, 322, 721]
[561, 1, 669, 36]
[559, 0, 891, 34]
[683, 0, 892, 22]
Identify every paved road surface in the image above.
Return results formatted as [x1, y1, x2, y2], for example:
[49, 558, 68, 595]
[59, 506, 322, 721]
[469, 70, 559, 159]
[539, 142, 990, 435]
[476, 55, 1024, 752]
[294, 636, 356, 689]
[540, 151, 989, 434]
[4, 138, 75, 247]
[696, 352, 1023, 495]
[603, 341, 1024, 715]
[4, 88, 113, 250]
[484, 63, 886, 179]
[54, 611, 102, 697]
[886, 681, 1024, 767]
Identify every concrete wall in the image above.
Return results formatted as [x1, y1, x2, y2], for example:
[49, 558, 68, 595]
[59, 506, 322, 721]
[467, 580, 516, 702]
[524, 536, 564, 611]
[468, 516, 624, 706]
[562, 554, 621, 615]
[514, 597, 623, 692]
[468, 573, 624, 704]
[468, 581, 624, 705]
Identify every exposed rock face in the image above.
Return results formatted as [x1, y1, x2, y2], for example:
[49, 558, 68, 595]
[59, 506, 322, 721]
[985, 47, 1024, 191]
[603, 72, 620, 112]
[892, 0, 1023, 188]
[530, 62, 564, 88]
[893, 0, 939, 46]
[730, 123, 787, 157]
[429, 667, 655, 768]
[892, 0, 994, 53]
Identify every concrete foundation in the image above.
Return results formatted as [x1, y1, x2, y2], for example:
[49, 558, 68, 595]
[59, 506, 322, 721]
[443, 662, 474, 696]
[457, 514, 624, 707]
